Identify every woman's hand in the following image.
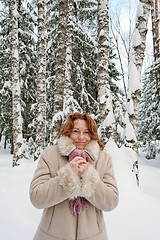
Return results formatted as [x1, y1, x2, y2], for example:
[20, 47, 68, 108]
[70, 156, 88, 176]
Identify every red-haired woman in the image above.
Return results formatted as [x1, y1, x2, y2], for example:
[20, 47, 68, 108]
[30, 112, 118, 240]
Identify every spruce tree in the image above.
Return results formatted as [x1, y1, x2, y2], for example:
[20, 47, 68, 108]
[109, 46, 126, 147]
[139, 64, 160, 159]
[0, 3, 12, 147]
[72, 25, 98, 115]
[18, 0, 37, 141]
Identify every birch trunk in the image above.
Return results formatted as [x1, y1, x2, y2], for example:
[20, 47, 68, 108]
[50, 0, 67, 143]
[63, 0, 80, 115]
[150, 0, 160, 97]
[63, 0, 73, 108]
[10, 0, 23, 167]
[127, 0, 151, 184]
[34, 0, 46, 161]
[97, 0, 115, 143]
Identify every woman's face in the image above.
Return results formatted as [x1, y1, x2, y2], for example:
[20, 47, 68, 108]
[70, 119, 91, 149]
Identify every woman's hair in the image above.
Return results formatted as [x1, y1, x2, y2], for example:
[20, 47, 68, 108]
[58, 112, 104, 150]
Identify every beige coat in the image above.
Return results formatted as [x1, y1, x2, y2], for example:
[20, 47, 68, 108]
[30, 136, 118, 240]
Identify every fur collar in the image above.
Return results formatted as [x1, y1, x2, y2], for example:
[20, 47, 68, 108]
[57, 135, 100, 162]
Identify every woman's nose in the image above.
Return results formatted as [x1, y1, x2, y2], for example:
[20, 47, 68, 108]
[78, 132, 84, 139]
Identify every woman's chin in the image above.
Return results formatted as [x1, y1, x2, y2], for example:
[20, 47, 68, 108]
[75, 145, 85, 150]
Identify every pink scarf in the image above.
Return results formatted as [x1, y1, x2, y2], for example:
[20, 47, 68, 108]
[68, 149, 94, 215]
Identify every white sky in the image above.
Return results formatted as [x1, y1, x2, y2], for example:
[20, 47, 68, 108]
[109, 0, 153, 92]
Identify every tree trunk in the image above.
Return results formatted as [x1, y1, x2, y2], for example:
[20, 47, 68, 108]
[127, 0, 151, 184]
[97, 0, 115, 144]
[10, 0, 23, 167]
[4, 135, 7, 150]
[50, 0, 67, 143]
[63, 0, 73, 108]
[150, 0, 160, 98]
[63, 0, 80, 115]
[34, 0, 46, 161]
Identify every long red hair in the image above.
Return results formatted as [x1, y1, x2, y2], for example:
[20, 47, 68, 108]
[58, 112, 104, 150]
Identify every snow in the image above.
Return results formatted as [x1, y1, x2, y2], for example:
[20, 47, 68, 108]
[0, 141, 160, 240]
[133, 28, 142, 47]
[126, 97, 134, 115]
[99, 0, 107, 11]
[4, 80, 11, 89]
[105, 140, 160, 240]
[136, 2, 143, 19]
[51, 111, 63, 124]
[13, 8, 19, 19]
[116, 123, 124, 137]
[102, 110, 115, 128]
[13, 48, 19, 59]
[124, 113, 137, 143]
[128, 50, 140, 93]
[100, 94, 106, 104]
[0, 149, 41, 239]
[99, 29, 106, 37]
[101, 40, 110, 47]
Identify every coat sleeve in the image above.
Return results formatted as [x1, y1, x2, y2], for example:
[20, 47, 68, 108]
[29, 147, 81, 209]
[81, 153, 119, 212]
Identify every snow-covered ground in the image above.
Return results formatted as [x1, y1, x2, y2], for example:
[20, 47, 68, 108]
[0, 141, 160, 240]
[105, 140, 160, 240]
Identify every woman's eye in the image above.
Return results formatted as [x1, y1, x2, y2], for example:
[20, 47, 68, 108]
[84, 132, 89, 134]
[73, 130, 79, 134]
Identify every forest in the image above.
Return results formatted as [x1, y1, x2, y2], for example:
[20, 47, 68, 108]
[0, 0, 160, 183]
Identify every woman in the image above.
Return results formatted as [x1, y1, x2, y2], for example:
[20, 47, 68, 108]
[30, 112, 118, 240]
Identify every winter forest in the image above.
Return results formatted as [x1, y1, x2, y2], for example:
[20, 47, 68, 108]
[0, 0, 160, 239]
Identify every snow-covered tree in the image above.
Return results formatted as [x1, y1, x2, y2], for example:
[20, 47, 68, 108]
[62, 0, 83, 121]
[64, 0, 73, 101]
[9, 0, 24, 166]
[109, 47, 126, 147]
[18, 0, 37, 142]
[50, 0, 67, 143]
[0, 3, 12, 147]
[126, 0, 151, 184]
[97, 0, 115, 143]
[139, 64, 160, 159]
[73, 0, 97, 26]
[72, 24, 98, 115]
[34, 0, 46, 160]
[45, 0, 58, 142]
[62, 0, 81, 117]
[0, 0, 126, 159]
[109, 0, 138, 99]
